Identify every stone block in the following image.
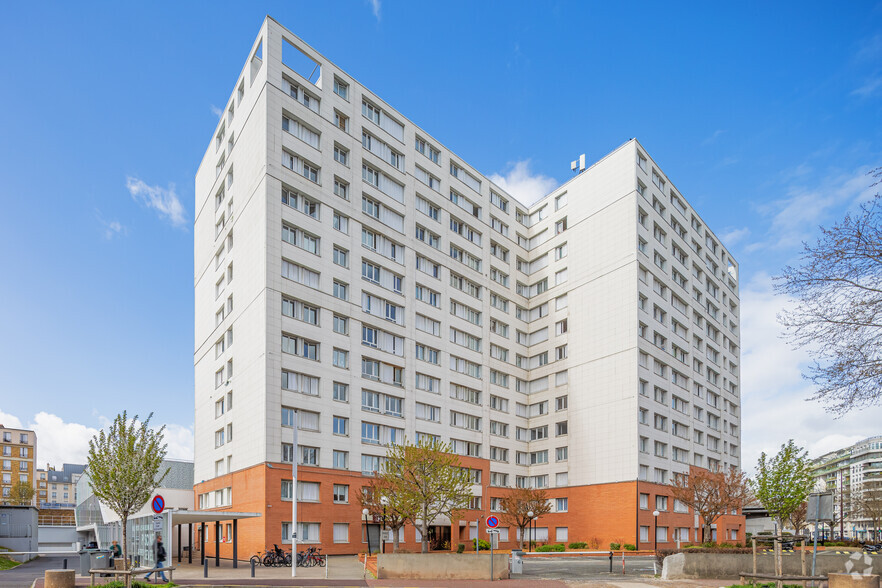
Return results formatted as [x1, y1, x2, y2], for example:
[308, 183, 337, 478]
[44, 569, 75, 588]
[829, 573, 880, 588]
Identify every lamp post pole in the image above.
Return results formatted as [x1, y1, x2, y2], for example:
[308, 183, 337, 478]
[380, 496, 389, 555]
[363, 509, 371, 556]
[527, 511, 534, 552]
[291, 410, 298, 578]
[652, 510, 660, 565]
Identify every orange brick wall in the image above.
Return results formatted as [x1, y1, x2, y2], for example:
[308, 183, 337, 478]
[193, 460, 746, 559]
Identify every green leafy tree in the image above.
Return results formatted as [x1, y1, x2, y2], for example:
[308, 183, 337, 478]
[775, 170, 882, 414]
[86, 412, 168, 578]
[377, 438, 472, 553]
[10, 480, 35, 506]
[753, 440, 815, 533]
[500, 486, 552, 550]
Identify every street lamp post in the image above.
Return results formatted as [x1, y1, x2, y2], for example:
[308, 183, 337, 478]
[380, 496, 389, 555]
[363, 508, 372, 556]
[527, 511, 534, 552]
[652, 510, 660, 556]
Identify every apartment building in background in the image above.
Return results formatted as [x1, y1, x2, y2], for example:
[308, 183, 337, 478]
[193, 16, 744, 556]
[35, 463, 84, 509]
[812, 436, 882, 540]
[0, 424, 36, 505]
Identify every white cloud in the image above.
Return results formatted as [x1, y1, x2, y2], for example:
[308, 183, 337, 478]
[95, 209, 126, 240]
[209, 104, 223, 118]
[720, 226, 750, 247]
[161, 423, 195, 461]
[367, 0, 381, 21]
[747, 166, 877, 252]
[701, 129, 726, 145]
[0, 410, 193, 468]
[852, 75, 882, 98]
[30, 412, 100, 468]
[738, 274, 882, 475]
[489, 160, 559, 206]
[126, 177, 187, 228]
[0, 410, 23, 429]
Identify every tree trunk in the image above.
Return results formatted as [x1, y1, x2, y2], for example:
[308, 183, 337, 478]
[393, 526, 400, 553]
[518, 525, 525, 550]
[421, 518, 428, 554]
[122, 514, 130, 588]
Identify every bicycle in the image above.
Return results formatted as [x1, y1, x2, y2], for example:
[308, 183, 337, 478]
[249, 549, 266, 567]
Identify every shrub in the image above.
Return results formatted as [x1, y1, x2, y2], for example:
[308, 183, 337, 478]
[588, 537, 600, 549]
[568, 541, 588, 549]
[624, 543, 637, 551]
[457, 543, 465, 553]
[472, 538, 491, 551]
[610, 542, 621, 550]
[536, 543, 565, 552]
[102, 583, 177, 588]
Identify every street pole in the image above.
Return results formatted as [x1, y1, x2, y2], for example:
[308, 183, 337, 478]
[527, 511, 534, 552]
[291, 409, 298, 578]
[652, 509, 660, 575]
[363, 509, 371, 556]
[380, 496, 389, 555]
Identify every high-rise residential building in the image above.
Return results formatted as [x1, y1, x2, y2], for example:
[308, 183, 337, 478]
[0, 424, 36, 505]
[812, 436, 882, 540]
[194, 16, 744, 556]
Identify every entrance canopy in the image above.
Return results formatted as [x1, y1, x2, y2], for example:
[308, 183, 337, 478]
[168, 510, 260, 525]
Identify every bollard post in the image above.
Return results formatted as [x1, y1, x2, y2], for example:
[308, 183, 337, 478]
[622, 550, 625, 574]
[251, 558, 255, 577]
[62, 558, 67, 569]
[609, 551, 613, 573]
[204, 558, 208, 578]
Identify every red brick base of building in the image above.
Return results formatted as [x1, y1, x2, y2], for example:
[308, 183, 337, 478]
[192, 460, 746, 559]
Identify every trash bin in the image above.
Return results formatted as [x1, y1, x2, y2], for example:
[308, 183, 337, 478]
[78, 549, 111, 576]
[510, 550, 524, 574]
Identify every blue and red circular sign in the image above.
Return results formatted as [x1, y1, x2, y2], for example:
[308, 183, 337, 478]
[486, 516, 499, 528]
[151, 495, 165, 514]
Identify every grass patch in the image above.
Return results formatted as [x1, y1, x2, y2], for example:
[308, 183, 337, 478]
[100, 582, 177, 588]
[0, 546, 19, 571]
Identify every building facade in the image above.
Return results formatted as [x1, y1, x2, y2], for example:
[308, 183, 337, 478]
[812, 436, 882, 540]
[0, 425, 36, 506]
[194, 16, 744, 556]
[36, 463, 84, 509]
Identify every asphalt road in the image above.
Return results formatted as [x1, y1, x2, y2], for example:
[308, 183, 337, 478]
[519, 556, 658, 580]
[0, 555, 72, 588]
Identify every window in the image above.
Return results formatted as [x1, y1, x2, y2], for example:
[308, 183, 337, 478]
[332, 212, 349, 234]
[333, 315, 348, 334]
[333, 348, 349, 368]
[333, 450, 348, 469]
[333, 77, 349, 100]
[333, 382, 349, 402]
[333, 280, 348, 300]
[555, 218, 568, 234]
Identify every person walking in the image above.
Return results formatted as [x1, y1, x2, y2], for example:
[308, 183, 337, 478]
[144, 534, 168, 583]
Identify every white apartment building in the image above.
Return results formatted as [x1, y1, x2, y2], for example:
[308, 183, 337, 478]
[193, 16, 743, 555]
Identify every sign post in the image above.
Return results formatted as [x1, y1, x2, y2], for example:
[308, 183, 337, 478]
[486, 517, 500, 582]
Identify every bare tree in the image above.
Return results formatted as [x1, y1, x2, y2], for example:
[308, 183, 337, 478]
[775, 170, 882, 414]
[359, 476, 410, 552]
[789, 501, 808, 536]
[856, 480, 882, 542]
[499, 486, 552, 550]
[670, 466, 752, 543]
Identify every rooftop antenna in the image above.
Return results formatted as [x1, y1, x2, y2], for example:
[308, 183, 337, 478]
[571, 153, 586, 175]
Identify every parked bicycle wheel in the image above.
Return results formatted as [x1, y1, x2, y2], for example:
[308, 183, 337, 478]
[263, 553, 275, 567]
[250, 555, 262, 567]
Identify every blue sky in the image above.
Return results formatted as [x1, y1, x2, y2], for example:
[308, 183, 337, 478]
[1, 1, 880, 471]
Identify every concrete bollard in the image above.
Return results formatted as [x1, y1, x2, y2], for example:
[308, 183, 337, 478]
[251, 558, 256, 577]
[44, 570, 75, 588]
[204, 557, 209, 577]
[829, 573, 881, 588]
